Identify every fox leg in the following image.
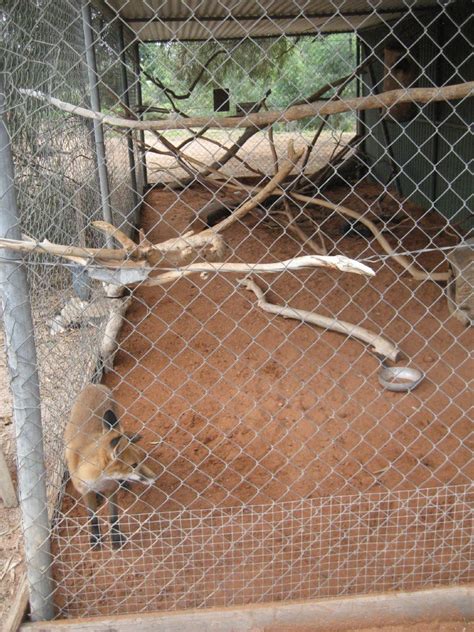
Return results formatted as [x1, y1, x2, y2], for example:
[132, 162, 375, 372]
[84, 491, 102, 548]
[109, 491, 125, 549]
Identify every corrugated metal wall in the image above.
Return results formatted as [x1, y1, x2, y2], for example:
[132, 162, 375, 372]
[359, 1, 472, 228]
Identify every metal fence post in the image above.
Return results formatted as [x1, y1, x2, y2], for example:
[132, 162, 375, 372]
[0, 77, 54, 621]
[134, 41, 148, 188]
[119, 22, 140, 226]
[82, 2, 113, 247]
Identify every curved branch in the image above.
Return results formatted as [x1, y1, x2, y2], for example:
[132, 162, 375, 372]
[141, 69, 189, 117]
[144, 50, 226, 101]
[289, 193, 450, 281]
[201, 142, 303, 234]
[239, 277, 399, 362]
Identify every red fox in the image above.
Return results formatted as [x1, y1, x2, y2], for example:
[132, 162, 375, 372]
[65, 383, 156, 548]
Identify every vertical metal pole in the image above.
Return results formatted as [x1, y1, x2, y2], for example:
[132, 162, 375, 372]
[81, 2, 113, 247]
[119, 22, 140, 226]
[0, 77, 54, 622]
[134, 41, 148, 187]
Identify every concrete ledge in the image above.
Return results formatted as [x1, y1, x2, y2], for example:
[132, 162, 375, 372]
[22, 585, 474, 632]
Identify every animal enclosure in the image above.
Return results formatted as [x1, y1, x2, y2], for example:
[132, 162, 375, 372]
[0, 0, 472, 628]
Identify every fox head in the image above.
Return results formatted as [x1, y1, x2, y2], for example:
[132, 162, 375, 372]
[103, 433, 156, 484]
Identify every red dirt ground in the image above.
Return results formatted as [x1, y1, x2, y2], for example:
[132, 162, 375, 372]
[55, 181, 472, 618]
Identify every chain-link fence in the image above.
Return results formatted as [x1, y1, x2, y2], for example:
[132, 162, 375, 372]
[0, 0, 472, 625]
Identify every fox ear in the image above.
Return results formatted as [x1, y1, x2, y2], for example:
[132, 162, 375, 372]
[103, 409, 119, 429]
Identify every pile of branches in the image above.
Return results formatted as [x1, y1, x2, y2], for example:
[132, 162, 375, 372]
[10, 69, 472, 363]
[20, 58, 470, 281]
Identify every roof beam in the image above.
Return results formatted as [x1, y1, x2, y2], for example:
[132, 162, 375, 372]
[124, 9, 422, 24]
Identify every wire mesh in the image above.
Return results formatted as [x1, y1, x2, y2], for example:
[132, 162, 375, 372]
[0, 0, 472, 624]
[52, 485, 473, 618]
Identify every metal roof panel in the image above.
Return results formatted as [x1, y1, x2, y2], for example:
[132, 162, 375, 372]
[101, 0, 440, 41]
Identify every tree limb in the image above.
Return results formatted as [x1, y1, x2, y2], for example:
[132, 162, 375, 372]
[239, 277, 399, 362]
[289, 192, 450, 281]
[273, 203, 327, 256]
[142, 254, 375, 287]
[92, 221, 138, 252]
[0, 228, 227, 269]
[21, 82, 474, 131]
[182, 159, 450, 282]
[201, 142, 303, 234]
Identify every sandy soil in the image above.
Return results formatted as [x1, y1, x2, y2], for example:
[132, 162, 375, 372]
[52, 180, 472, 619]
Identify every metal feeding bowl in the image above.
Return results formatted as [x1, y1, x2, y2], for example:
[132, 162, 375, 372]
[378, 366, 424, 392]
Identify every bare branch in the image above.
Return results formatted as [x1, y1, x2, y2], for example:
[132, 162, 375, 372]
[21, 82, 474, 131]
[273, 202, 327, 256]
[143, 254, 375, 287]
[239, 277, 399, 362]
[201, 142, 303, 234]
[289, 192, 450, 282]
[92, 221, 138, 253]
[0, 229, 227, 269]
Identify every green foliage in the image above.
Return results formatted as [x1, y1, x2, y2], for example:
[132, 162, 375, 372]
[141, 34, 357, 131]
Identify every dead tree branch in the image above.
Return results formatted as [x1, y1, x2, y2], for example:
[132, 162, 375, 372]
[143, 135, 264, 178]
[143, 254, 375, 287]
[289, 192, 450, 282]
[0, 228, 227, 269]
[181, 160, 450, 282]
[239, 277, 399, 362]
[273, 202, 327, 256]
[21, 82, 474, 131]
[201, 142, 303, 234]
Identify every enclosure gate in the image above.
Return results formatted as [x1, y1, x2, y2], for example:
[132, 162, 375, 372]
[0, 0, 472, 625]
